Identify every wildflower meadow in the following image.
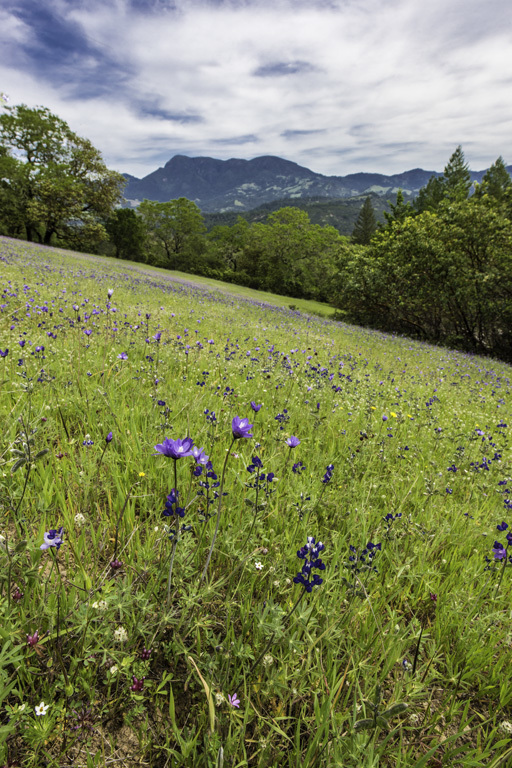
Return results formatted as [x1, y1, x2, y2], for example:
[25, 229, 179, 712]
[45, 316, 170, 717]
[0, 236, 511, 767]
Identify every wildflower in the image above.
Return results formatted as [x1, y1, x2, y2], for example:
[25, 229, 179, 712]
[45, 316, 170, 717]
[12, 586, 24, 601]
[117, 352, 128, 360]
[263, 654, 274, 668]
[92, 600, 108, 611]
[107, 288, 114, 298]
[430, 592, 438, 603]
[382, 415, 388, 421]
[130, 675, 146, 692]
[251, 401, 262, 412]
[232, 416, 253, 439]
[35, 701, 49, 716]
[163, 489, 185, 518]
[286, 436, 300, 448]
[106, 431, 113, 443]
[215, 692, 225, 706]
[74, 513, 86, 526]
[255, 561, 264, 570]
[322, 463, 334, 484]
[492, 541, 507, 560]
[40, 527, 64, 551]
[113, 626, 128, 643]
[0, 349, 9, 358]
[191, 445, 209, 464]
[140, 647, 152, 661]
[227, 693, 240, 708]
[82, 435, 94, 447]
[154, 436, 194, 459]
[109, 665, 119, 676]
[292, 460, 306, 474]
[293, 537, 326, 592]
[110, 558, 123, 570]
[139, 471, 145, 477]
[27, 630, 39, 647]
[498, 721, 512, 735]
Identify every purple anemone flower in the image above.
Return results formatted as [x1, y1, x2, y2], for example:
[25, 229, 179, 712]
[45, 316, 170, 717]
[191, 445, 209, 464]
[232, 416, 253, 439]
[286, 436, 300, 448]
[154, 436, 194, 459]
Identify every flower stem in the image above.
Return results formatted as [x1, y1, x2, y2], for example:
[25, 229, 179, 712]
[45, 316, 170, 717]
[201, 437, 235, 581]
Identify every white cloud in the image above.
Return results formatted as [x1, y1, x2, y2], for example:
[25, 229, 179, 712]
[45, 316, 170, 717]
[1, 0, 512, 178]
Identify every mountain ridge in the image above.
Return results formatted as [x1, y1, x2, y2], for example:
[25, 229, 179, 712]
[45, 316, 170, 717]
[122, 154, 511, 213]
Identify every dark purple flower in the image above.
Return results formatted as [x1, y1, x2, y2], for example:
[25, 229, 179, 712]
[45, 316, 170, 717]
[40, 527, 64, 551]
[154, 436, 194, 459]
[27, 630, 39, 647]
[231, 416, 253, 439]
[110, 558, 123, 570]
[106, 431, 113, 443]
[163, 489, 185, 518]
[117, 352, 128, 360]
[492, 541, 507, 560]
[322, 463, 334, 484]
[130, 675, 145, 692]
[84, 329, 92, 336]
[0, 349, 8, 358]
[250, 402, 262, 412]
[293, 536, 326, 592]
[140, 647, 152, 661]
[497, 522, 509, 532]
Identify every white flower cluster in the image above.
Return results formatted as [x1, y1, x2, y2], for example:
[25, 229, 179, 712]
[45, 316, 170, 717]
[113, 626, 128, 643]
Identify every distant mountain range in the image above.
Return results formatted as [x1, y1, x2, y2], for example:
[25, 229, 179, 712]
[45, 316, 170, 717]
[122, 154, 511, 213]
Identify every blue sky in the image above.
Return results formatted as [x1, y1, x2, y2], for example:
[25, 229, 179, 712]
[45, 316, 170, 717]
[1, 0, 511, 178]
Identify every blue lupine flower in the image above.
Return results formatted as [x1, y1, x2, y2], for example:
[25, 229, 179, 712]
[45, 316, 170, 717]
[293, 536, 326, 593]
[40, 527, 64, 551]
[163, 489, 185, 518]
[322, 463, 334, 484]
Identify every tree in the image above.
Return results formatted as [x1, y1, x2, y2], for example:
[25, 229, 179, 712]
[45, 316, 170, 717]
[0, 104, 124, 248]
[138, 198, 206, 270]
[105, 208, 147, 261]
[475, 156, 512, 204]
[351, 196, 377, 244]
[442, 145, 472, 202]
[414, 146, 472, 213]
[382, 189, 413, 227]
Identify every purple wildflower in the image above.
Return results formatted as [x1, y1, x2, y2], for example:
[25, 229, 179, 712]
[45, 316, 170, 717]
[227, 693, 240, 708]
[231, 416, 253, 439]
[40, 527, 64, 551]
[154, 436, 194, 459]
[286, 436, 300, 448]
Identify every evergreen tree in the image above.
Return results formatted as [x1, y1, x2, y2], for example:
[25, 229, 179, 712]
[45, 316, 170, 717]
[352, 196, 377, 244]
[476, 156, 512, 203]
[442, 145, 472, 202]
[383, 189, 413, 227]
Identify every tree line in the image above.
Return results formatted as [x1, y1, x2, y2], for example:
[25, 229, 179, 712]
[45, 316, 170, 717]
[1, 105, 511, 360]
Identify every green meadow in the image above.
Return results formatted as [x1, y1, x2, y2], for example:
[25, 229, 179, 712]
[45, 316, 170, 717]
[1, 236, 511, 768]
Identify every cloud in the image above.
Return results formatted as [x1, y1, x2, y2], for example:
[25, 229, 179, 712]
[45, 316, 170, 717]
[253, 61, 318, 77]
[1, 0, 511, 179]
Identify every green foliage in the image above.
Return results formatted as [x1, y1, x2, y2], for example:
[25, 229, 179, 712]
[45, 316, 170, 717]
[351, 196, 378, 244]
[105, 208, 147, 262]
[138, 197, 207, 270]
[0, 104, 124, 249]
[334, 197, 512, 359]
[414, 146, 472, 213]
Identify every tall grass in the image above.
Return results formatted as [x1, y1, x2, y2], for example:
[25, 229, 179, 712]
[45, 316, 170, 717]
[0, 236, 511, 767]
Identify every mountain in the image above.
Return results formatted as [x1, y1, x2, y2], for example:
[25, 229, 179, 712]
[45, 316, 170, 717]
[121, 154, 511, 213]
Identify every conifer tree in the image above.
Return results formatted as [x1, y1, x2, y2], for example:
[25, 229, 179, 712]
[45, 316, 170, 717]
[476, 156, 512, 202]
[352, 196, 377, 244]
[442, 145, 472, 202]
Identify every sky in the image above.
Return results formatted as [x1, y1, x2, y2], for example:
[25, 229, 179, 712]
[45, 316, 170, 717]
[1, 0, 512, 180]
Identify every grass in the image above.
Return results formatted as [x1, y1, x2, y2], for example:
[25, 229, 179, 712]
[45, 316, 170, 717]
[0, 236, 511, 767]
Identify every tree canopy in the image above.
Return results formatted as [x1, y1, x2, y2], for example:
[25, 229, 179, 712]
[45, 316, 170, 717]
[0, 104, 124, 249]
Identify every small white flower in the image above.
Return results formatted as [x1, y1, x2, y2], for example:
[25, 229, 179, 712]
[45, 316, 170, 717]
[263, 654, 274, 668]
[215, 692, 225, 706]
[92, 600, 108, 611]
[499, 720, 512, 735]
[113, 626, 128, 643]
[74, 513, 86, 526]
[109, 665, 119, 676]
[273, 580, 280, 587]
[35, 701, 49, 716]
[255, 561, 263, 571]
